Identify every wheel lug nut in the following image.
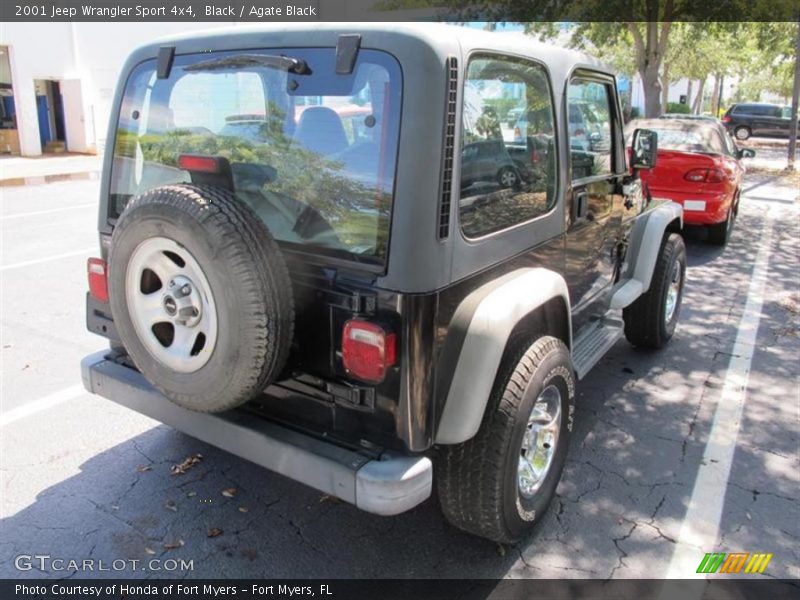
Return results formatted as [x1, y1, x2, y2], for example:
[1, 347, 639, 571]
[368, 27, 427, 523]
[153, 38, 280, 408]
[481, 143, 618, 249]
[181, 284, 191, 295]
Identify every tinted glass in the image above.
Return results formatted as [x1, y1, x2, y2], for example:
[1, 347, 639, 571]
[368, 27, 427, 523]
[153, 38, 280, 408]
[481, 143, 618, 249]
[459, 55, 557, 238]
[110, 48, 402, 264]
[568, 80, 613, 180]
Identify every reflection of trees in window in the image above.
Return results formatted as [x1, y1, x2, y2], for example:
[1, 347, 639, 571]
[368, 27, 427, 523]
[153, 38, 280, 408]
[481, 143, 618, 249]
[460, 55, 557, 238]
[129, 102, 390, 259]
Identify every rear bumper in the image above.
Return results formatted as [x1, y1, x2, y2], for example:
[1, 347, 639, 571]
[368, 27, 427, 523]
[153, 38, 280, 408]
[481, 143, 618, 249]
[81, 351, 432, 516]
[650, 190, 733, 225]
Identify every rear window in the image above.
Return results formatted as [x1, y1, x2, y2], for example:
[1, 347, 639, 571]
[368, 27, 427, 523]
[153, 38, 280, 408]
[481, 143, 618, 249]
[649, 127, 725, 154]
[109, 48, 402, 265]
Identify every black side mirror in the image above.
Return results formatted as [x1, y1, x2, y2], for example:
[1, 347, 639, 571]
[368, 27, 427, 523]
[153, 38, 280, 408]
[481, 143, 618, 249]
[737, 148, 756, 159]
[631, 128, 658, 170]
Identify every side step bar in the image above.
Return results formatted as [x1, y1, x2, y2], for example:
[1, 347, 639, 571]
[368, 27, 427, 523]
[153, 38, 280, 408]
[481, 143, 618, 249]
[81, 351, 432, 516]
[572, 316, 625, 380]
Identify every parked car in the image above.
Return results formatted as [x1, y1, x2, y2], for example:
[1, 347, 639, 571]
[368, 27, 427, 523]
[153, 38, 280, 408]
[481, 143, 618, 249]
[626, 118, 754, 245]
[83, 24, 684, 544]
[722, 102, 799, 141]
[460, 139, 521, 190]
[516, 101, 610, 155]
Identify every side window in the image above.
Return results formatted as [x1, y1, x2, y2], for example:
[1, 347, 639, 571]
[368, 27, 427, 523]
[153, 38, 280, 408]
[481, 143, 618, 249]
[568, 79, 614, 180]
[459, 55, 557, 239]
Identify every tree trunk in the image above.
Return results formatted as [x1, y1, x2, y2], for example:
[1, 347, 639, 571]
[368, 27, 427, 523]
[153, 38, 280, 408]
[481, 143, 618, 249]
[687, 80, 694, 107]
[788, 22, 800, 171]
[629, 21, 670, 118]
[661, 62, 671, 110]
[710, 74, 721, 117]
[693, 78, 706, 114]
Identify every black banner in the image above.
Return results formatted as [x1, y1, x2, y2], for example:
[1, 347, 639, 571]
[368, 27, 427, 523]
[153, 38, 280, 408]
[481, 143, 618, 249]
[3, 579, 800, 600]
[2, 0, 799, 23]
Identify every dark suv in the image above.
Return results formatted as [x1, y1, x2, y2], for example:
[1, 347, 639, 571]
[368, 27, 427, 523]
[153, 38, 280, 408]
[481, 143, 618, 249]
[82, 24, 685, 543]
[723, 102, 798, 141]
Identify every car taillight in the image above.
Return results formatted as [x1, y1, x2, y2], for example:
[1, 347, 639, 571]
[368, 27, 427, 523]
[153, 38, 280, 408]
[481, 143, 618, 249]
[87, 258, 109, 303]
[722, 116, 732, 123]
[342, 319, 396, 384]
[684, 168, 726, 183]
[574, 128, 585, 136]
[177, 154, 221, 173]
[514, 127, 521, 139]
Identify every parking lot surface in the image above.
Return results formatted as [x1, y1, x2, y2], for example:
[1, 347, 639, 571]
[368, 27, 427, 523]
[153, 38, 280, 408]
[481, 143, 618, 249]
[1, 161, 798, 581]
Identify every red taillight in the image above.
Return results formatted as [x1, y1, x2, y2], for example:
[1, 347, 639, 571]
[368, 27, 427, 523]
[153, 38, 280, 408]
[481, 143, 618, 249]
[87, 258, 109, 303]
[574, 128, 585, 136]
[722, 116, 732, 123]
[342, 319, 396, 384]
[178, 154, 221, 173]
[684, 168, 726, 183]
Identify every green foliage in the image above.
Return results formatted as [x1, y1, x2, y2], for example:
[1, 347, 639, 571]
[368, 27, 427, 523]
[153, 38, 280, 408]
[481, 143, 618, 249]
[666, 102, 691, 114]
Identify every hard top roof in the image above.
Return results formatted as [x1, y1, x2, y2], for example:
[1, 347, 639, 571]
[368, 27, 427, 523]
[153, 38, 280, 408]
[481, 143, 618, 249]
[136, 22, 609, 75]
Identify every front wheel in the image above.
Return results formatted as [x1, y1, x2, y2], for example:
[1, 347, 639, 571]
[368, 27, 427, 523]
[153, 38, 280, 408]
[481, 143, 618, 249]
[624, 232, 686, 349]
[437, 336, 575, 543]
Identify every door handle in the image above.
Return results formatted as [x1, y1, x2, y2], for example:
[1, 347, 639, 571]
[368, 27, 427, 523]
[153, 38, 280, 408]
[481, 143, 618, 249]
[574, 190, 588, 220]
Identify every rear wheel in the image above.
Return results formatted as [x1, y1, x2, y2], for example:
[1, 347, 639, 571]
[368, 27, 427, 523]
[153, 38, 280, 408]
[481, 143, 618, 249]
[108, 184, 294, 413]
[497, 166, 519, 189]
[734, 126, 751, 141]
[707, 204, 735, 246]
[438, 336, 575, 543]
[624, 233, 686, 349]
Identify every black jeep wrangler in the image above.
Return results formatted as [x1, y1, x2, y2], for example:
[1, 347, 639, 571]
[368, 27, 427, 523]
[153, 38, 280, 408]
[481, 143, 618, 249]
[83, 24, 685, 543]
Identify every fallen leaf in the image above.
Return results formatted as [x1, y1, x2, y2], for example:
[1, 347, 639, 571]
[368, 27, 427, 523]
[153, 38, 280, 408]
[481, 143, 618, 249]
[136, 465, 152, 473]
[165, 500, 177, 512]
[170, 454, 203, 475]
[221, 488, 237, 498]
[144, 547, 156, 555]
[207, 528, 223, 538]
[187, 491, 197, 498]
[163, 539, 185, 550]
[238, 506, 249, 513]
[496, 544, 506, 557]
[319, 494, 341, 504]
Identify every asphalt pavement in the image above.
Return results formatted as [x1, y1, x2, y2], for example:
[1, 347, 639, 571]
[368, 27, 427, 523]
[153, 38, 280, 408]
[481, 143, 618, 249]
[0, 161, 798, 581]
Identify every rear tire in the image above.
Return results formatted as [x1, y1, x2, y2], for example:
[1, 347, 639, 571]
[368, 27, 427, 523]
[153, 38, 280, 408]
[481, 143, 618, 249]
[437, 336, 575, 543]
[108, 184, 294, 413]
[707, 204, 735, 246]
[734, 126, 751, 141]
[624, 233, 686, 349]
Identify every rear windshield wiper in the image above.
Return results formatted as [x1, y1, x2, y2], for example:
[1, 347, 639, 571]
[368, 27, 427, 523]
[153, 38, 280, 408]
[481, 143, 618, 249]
[184, 54, 312, 75]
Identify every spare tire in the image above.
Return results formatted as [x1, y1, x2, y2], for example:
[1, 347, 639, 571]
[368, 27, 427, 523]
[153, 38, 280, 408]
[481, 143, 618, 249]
[108, 184, 294, 412]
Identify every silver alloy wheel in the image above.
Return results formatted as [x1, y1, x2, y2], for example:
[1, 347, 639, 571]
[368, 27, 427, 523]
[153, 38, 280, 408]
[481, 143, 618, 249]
[500, 168, 518, 188]
[518, 384, 562, 499]
[735, 127, 749, 140]
[125, 237, 218, 373]
[664, 259, 682, 324]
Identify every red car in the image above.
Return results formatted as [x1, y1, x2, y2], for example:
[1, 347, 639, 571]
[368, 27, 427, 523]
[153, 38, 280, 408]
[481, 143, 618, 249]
[626, 118, 755, 245]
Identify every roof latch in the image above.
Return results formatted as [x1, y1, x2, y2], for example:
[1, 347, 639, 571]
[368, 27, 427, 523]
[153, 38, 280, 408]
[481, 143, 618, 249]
[335, 34, 361, 75]
[157, 46, 175, 79]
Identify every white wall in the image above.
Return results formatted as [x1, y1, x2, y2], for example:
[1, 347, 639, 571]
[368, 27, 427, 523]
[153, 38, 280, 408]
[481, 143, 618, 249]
[0, 22, 236, 156]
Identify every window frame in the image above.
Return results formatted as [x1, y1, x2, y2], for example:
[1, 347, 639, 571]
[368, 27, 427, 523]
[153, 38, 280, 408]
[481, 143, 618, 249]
[566, 73, 623, 185]
[106, 47, 404, 271]
[456, 51, 561, 242]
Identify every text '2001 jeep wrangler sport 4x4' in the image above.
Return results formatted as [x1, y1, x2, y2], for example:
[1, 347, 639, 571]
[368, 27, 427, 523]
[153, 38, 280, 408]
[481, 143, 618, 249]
[82, 24, 685, 543]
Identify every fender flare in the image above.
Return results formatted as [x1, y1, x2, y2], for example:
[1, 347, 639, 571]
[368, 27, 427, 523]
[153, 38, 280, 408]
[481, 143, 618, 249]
[626, 201, 683, 294]
[435, 268, 571, 445]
